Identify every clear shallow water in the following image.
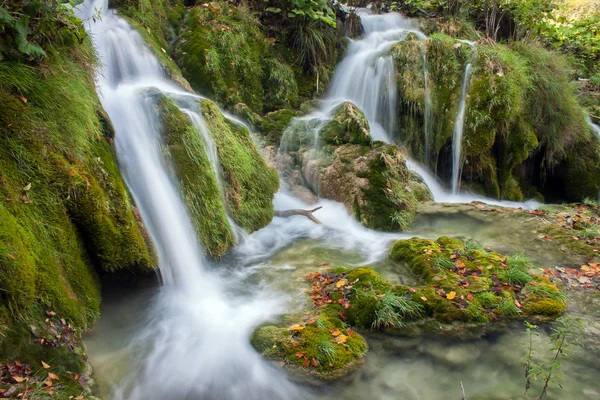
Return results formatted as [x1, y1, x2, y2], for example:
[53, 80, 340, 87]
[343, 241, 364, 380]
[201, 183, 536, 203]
[86, 199, 600, 400]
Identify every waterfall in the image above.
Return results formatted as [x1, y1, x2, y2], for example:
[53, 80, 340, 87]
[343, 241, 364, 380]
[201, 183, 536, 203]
[421, 46, 433, 167]
[75, 1, 301, 398]
[406, 160, 539, 209]
[451, 41, 476, 194]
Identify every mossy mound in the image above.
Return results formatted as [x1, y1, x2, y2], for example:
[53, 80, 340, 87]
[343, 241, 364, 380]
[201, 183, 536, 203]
[155, 96, 236, 257]
[251, 273, 369, 380]
[256, 108, 298, 146]
[389, 237, 566, 323]
[321, 102, 372, 146]
[303, 142, 421, 231]
[0, 23, 156, 379]
[172, 2, 299, 113]
[199, 99, 280, 232]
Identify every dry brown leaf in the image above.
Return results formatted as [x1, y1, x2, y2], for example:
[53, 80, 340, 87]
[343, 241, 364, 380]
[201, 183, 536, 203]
[48, 372, 59, 381]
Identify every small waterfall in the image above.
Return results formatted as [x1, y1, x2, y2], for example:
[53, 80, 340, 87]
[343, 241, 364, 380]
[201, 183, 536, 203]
[421, 46, 433, 167]
[588, 116, 600, 138]
[451, 41, 476, 194]
[326, 10, 425, 142]
[75, 1, 300, 398]
[407, 160, 539, 209]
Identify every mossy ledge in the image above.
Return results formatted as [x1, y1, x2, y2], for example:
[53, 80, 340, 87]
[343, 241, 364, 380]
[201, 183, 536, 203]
[199, 99, 280, 232]
[155, 95, 236, 258]
[0, 18, 156, 396]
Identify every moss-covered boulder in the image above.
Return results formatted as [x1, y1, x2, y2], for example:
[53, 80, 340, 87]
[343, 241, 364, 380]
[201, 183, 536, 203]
[302, 142, 422, 231]
[155, 95, 236, 258]
[389, 237, 566, 323]
[321, 102, 372, 146]
[199, 99, 280, 232]
[251, 271, 369, 381]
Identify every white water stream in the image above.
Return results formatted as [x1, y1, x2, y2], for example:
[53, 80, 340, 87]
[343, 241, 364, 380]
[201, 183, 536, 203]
[451, 41, 476, 194]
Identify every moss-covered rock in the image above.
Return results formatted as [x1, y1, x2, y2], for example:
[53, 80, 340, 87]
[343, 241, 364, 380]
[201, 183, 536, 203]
[200, 99, 280, 232]
[321, 102, 372, 146]
[389, 237, 566, 324]
[256, 108, 297, 146]
[303, 142, 419, 231]
[155, 96, 236, 257]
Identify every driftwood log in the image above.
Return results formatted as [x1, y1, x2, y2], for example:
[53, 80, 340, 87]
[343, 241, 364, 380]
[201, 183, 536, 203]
[274, 206, 323, 224]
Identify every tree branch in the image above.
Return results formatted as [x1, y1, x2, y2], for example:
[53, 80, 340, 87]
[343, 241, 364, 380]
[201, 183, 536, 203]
[274, 206, 323, 224]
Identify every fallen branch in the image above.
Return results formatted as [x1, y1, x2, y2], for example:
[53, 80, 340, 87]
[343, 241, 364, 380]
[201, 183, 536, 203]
[275, 206, 323, 224]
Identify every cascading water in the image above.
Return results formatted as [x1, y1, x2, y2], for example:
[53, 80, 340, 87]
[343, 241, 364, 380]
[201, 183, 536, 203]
[75, 1, 302, 398]
[281, 10, 426, 150]
[588, 116, 600, 138]
[451, 41, 476, 194]
[421, 46, 433, 167]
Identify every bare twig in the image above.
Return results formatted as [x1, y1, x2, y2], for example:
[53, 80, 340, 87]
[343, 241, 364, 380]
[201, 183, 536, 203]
[460, 381, 467, 400]
[274, 206, 323, 224]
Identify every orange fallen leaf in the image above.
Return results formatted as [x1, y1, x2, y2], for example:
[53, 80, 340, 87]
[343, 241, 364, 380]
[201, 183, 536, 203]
[302, 358, 310, 368]
[335, 279, 347, 288]
[311, 358, 318, 367]
[41, 361, 51, 369]
[408, 287, 417, 293]
[12, 376, 26, 383]
[331, 329, 341, 337]
[467, 293, 474, 301]
[288, 324, 305, 332]
[446, 291, 457, 300]
[48, 372, 59, 381]
[332, 334, 347, 344]
[515, 300, 522, 308]
[450, 254, 457, 259]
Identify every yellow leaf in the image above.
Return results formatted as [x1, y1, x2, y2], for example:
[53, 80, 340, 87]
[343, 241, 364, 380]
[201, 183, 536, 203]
[331, 334, 347, 344]
[48, 372, 59, 381]
[581, 265, 590, 271]
[41, 361, 51, 369]
[12, 376, 26, 383]
[446, 291, 457, 300]
[420, 296, 428, 302]
[288, 324, 305, 332]
[44, 378, 53, 387]
[335, 279, 347, 288]
[331, 329, 341, 337]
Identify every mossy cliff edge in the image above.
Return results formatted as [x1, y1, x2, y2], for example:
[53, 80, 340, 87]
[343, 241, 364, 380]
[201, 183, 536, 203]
[0, 11, 157, 397]
[393, 34, 599, 202]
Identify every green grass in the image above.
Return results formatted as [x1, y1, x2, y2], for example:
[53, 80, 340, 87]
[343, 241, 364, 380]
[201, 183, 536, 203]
[371, 290, 424, 329]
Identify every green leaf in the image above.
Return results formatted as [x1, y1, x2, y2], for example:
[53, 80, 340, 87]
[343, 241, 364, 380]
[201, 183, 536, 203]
[265, 7, 281, 13]
[0, 6, 14, 25]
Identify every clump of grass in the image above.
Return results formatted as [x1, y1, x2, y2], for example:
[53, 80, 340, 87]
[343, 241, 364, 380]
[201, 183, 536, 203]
[317, 339, 336, 363]
[579, 222, 600, 239]
[498, 298, 520, 318]
[371, 290, 424, 329]
[434, 255, 455, 269]
[499, 254, 533, 285]
[582, 197, 598, 206]
[464, 240, 485, 252]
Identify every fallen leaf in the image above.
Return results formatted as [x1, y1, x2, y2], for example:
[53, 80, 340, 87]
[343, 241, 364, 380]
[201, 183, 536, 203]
[332, 334, 347, 344]
[288, 324, 305, 332]
[515, 300, 522, 308]
[331, 329, 341, 337]
[408, 287, 417, 293]
[23, 183, 31, 191]
[41, 361, 51, 369]
[295, 352, 305, 359]
[12, 376, 26, 383]
[420, 296, 428, 302]
[446, 291, 457, 300]
[44, 378, 53, 387]
[302, 358, 310, 368]
[7, 253, 15, 260]
[311, 358, 318, 367]
[467, 293, 474, 301]
[48, 372, 59, 380]
[335, 279, 347, 288]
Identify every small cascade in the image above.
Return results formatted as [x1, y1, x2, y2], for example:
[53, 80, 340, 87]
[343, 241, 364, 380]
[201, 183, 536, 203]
[588, 116, 600, 138]
[451, 41, 476, 194]
[421, 46, 433, 167]
[75, 1, 300, 398]
[407, 159, 539, 209]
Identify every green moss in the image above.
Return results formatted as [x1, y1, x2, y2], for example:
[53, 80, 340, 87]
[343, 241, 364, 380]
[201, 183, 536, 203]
[0, 24, 156, 377]
[522, 298, 566, 316]
[321, 102, 372, 146]
[155, 96, 235, 257]
[257, 108, 297, 146]
[200, 99, 279, 232]
[389, 237, 564, 324]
